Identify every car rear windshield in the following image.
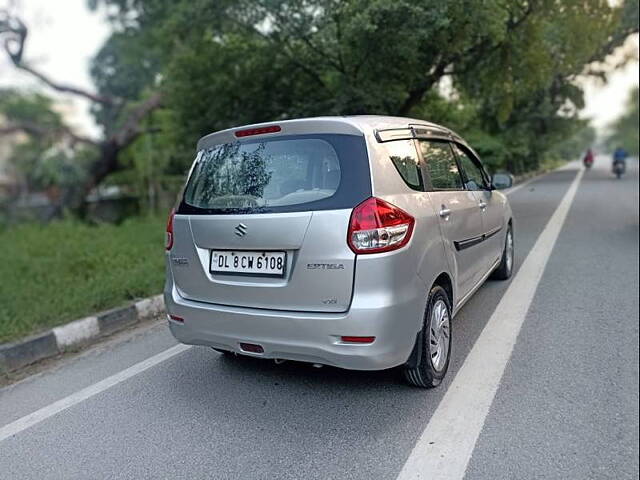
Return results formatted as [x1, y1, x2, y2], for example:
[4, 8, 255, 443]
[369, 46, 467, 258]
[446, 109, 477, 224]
[178, 134, 371, 215]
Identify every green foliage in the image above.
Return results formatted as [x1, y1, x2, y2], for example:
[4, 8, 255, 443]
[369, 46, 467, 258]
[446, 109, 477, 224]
[84, 0, 639, 178]
[550, 123, 596, 160]
[89, 28, 164, 134]
[606, 87, 639, 156]
[0, 89, 84, 190]
[0, 216, 165, 342]
[0, 88, 63, 129]
[0, 89, 100, 199]
[31, 147, 95, 191]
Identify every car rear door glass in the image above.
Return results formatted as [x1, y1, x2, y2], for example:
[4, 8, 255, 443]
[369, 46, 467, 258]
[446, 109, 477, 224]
[418, 140, 463, 190]
[185, 138, 339, 208]
[179, 134, 371, 214]
[381, 139, 423, 190]
[453, 144, 488, 191]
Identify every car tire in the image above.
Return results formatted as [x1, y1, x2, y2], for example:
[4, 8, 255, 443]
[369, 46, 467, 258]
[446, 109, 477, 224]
[403, 285, 452, 388]
[492, 224, 514, 280]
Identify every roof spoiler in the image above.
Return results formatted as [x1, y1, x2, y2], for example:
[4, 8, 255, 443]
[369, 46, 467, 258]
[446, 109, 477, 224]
[375, 125, 461, 143]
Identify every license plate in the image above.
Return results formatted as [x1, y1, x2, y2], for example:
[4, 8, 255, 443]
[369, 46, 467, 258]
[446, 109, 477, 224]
[210, 250, 286, 277]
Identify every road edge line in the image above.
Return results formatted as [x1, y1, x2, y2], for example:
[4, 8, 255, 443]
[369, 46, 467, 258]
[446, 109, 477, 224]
[0, 343, 191, 443]
[396, 168, 584, 480]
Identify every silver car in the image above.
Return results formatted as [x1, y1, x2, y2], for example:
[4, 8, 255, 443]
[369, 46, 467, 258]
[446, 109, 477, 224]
[164, 116, 514, 388]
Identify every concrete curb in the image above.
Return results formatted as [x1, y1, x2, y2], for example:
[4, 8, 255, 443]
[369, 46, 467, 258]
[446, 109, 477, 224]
[0, 295, 164, 374]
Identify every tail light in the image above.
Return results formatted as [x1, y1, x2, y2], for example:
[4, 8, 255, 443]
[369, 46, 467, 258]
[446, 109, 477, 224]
[165, 208, 175, 251]
[348, 197, 414, 254]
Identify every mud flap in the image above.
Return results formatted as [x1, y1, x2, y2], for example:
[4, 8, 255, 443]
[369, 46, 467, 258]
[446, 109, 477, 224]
[404, 330, 424, 369]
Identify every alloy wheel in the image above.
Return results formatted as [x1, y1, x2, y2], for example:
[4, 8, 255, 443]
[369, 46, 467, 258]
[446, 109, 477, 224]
[429, 299, 450, 372]
[505, 229, 514, 273]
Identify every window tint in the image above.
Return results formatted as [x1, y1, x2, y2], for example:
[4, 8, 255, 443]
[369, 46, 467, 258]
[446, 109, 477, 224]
[184, 138, 341, 210]
[382, 139, 422, 190]
[454, 144, 487, 191]
[419, 140, 463, 190]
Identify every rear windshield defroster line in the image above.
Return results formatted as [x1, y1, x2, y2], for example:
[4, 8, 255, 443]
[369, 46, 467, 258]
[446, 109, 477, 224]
[177, 134, 372, 215]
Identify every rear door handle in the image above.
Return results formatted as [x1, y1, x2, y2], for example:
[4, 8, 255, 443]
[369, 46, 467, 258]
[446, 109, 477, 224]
[439, 207, 451, 218]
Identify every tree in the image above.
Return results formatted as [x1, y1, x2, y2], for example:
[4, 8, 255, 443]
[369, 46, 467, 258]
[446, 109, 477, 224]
[0, 89, 74, 191]
[1, 0, 638, 214]
[154, 0, 638, 171]
[0, 9, 162, 214]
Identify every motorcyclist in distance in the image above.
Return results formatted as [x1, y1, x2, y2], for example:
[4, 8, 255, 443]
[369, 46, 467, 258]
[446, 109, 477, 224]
[613, 146, 628, 165]
[612, 146, 628, 178]
[583, 148, 594, 168]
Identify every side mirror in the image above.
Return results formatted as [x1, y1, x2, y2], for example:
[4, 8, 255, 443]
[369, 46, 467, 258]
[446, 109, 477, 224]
[491, 172, 514, 190]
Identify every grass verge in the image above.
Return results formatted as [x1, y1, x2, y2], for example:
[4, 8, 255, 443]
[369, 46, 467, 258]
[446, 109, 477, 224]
[0, 216, 165, 344]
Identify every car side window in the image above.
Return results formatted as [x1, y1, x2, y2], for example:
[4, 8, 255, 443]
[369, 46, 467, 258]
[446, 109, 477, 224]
[453, 144, 488, 191]
[419, 140, 463, 190]
[381, 139, 423, 190]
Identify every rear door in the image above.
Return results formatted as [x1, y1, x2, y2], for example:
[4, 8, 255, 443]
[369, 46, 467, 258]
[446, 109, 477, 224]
[418, 139, 486, 298]
[169, 133, 371, 313]
[452, 143, 505, 272]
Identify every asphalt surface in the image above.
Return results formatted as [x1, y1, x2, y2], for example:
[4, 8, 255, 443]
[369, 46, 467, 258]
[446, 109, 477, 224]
[0, 159, 638, 479]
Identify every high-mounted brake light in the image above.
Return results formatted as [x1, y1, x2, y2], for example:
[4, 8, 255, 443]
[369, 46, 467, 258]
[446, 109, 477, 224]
[234, 125, 281, 137]
[165, 208, 175, 251]
[347, 197, 415, 254]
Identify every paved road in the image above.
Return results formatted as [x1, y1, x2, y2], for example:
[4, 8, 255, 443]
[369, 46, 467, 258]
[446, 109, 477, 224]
[1, 159, 638, 479]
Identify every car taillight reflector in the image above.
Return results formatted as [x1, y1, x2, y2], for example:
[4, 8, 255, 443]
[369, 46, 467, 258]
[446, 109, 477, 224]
[347, 197, 414, 254]
[165, 208, 175, 251]
[341, 336, 376, 344]
[234, 125, 281, 137]
[168, 314, 184, 323]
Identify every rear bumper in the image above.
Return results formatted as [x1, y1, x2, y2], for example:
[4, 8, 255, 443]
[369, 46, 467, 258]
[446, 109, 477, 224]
[164, 280, 424, 371]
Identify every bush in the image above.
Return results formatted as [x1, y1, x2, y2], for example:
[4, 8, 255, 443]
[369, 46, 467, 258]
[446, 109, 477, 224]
[0, 216, 165, 343]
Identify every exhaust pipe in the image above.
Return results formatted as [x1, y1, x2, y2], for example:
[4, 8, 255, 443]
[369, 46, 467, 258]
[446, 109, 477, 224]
[274, 358, 286, 365]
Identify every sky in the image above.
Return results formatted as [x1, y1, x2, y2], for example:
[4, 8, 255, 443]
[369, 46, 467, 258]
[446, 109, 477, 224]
[0, 0, 110, 137]
[0, 0, 638, 138]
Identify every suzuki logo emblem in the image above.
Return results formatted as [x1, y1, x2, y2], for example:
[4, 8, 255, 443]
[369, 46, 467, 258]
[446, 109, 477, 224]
[234, 223, 248, 237]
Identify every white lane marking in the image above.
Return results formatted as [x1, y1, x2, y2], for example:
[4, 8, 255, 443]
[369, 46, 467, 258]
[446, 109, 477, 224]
[0, 344, 191, 443]
[397, 168, 584, 480]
